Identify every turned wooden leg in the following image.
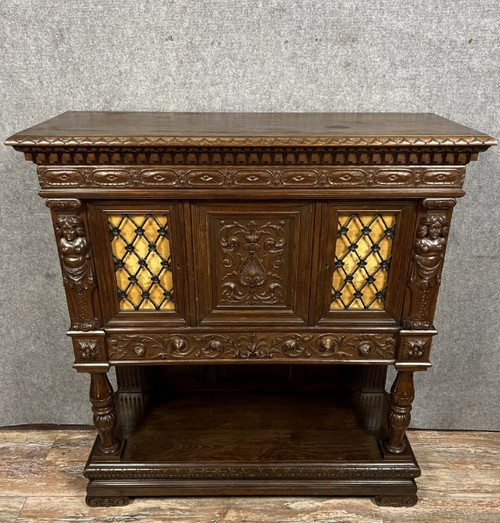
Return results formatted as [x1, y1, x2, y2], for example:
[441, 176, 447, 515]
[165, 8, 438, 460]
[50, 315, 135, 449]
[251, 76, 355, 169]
[89, 372, 120, 454]
[384, 370, 415, 454]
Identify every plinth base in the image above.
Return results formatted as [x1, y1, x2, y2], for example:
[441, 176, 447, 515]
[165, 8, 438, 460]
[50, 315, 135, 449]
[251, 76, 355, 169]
[84, 390, 419, 506]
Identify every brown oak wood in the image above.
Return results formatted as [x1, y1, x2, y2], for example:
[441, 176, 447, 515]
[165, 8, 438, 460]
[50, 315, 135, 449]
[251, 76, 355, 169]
[5, 111, 495, 507]
[5, 111, 496, 147]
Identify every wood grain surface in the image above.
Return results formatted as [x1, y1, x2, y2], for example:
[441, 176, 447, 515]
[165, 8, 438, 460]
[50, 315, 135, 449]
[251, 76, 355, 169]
[6, 111, 496, 148]
[0, 429, 498, 522]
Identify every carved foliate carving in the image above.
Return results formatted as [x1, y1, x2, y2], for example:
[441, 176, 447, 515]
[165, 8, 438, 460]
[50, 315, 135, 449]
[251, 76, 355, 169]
[48, 201, 101, 331]
[74, 339, 101, 361]
[403, 199, 455, 329]
[400, 338, 431, 361]
[38, 165, 467, 189]
[107, 333, 396, 362]
[218, 220, 286, 305]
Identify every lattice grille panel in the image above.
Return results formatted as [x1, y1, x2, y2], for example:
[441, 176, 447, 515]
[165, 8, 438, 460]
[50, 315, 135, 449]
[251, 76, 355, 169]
[108, 214, 174, 310]
[330, 213, 397, 310]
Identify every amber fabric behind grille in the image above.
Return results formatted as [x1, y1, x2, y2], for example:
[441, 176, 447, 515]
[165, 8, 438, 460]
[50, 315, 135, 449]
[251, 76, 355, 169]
[330, 213, 396, 310]
[108, 214, 174, 310]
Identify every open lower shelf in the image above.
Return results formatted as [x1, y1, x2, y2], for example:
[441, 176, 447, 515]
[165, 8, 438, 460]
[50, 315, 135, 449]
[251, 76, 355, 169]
[84, 389, 420, 502]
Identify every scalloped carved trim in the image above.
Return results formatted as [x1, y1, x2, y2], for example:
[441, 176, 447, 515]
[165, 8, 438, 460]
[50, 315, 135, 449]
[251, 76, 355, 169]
[107, 333, 396, 362]
[8, 134, 496, 147]
[38, 166, 466, 189]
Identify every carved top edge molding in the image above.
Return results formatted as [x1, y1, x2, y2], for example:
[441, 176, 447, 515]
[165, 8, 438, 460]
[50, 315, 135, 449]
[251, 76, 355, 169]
[7, 134, 497, 148]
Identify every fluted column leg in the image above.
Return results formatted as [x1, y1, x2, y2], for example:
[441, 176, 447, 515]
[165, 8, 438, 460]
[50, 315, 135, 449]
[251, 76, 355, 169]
[384, 370, 415, 454]
[89, 372, 120, 454]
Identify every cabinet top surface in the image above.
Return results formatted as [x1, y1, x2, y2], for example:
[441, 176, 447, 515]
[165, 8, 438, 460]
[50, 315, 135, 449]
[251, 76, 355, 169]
[6, 111, 496, 148]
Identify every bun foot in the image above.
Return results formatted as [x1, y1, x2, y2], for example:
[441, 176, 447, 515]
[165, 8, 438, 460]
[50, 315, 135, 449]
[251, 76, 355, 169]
[374, 495, 418, 507]
[85, 496, 131, 507]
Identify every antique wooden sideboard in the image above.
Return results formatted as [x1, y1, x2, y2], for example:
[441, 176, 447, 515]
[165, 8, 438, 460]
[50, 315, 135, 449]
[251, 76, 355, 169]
[6, 112, 495, 507]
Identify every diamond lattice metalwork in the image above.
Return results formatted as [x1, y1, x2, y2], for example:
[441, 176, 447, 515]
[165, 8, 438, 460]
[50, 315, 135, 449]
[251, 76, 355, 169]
[108, 214, 174, 311]
[330, 213, 397, 310]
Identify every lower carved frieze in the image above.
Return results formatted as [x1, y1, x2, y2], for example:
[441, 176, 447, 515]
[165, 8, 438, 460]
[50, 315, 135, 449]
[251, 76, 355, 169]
[84, 464, 420, 481]
[107, 332, 396, 362]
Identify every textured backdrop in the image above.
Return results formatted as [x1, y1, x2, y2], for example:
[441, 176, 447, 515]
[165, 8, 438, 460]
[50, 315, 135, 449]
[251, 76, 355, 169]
[1, 0, 498, 429]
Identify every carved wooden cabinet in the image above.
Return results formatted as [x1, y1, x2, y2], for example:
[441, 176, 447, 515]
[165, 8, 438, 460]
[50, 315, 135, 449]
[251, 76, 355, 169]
[6, 112, 495, 507]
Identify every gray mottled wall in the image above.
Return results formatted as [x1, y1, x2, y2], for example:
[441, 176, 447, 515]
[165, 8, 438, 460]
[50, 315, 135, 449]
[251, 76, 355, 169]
[1, 0, 499, 429]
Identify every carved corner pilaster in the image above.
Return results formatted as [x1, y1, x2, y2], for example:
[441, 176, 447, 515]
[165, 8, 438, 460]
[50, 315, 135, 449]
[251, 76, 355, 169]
[46, 199, 102, 332]
[402, 198, 456, 330]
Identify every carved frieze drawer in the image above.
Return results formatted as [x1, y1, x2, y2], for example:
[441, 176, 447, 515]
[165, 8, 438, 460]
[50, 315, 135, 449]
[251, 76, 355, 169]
[38, 165, 466, 190]
[107, 332, 396, 363]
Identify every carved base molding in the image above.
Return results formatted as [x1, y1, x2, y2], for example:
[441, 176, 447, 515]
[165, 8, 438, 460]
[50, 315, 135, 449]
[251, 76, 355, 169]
[85, 463, 420, 481]
[107, 332, 397, 363]
[86, 480, 417, 503]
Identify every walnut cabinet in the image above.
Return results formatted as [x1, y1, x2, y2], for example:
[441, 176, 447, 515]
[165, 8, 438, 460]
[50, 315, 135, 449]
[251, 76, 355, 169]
[6, 112, 495, 507]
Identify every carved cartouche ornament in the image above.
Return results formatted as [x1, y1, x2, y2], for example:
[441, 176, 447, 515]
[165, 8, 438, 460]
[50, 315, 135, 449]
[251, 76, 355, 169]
[219, 219, 286, 305]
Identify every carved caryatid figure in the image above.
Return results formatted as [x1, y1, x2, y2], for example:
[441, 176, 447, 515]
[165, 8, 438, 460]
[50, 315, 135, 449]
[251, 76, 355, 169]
[405, 213, 450, 328]
[412, 214, 448, 289]
[56, 215, 92, 288]
[55, 214, 99, 330]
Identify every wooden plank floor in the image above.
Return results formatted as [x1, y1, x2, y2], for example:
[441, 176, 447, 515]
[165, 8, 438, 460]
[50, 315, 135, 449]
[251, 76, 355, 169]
[0, 429, 498, 522]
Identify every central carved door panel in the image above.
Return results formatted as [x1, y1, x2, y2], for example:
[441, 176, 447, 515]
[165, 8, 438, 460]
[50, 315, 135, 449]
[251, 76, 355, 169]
[192, 201, 314, 325]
